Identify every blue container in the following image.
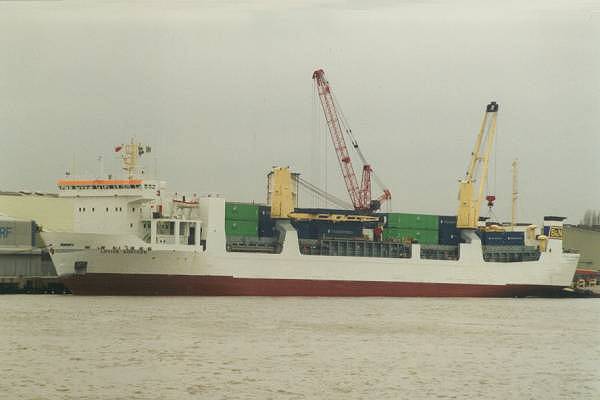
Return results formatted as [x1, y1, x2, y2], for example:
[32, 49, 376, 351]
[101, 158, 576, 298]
[325, 221, 362, 238]
[439, 230, 460, 245]
[258, 206, 270, 217]
[438, 215, 458, 227]
[480, 231, 524, 246]
[506, 231, 525, 244]
[295, 208, 360, 216]
[362, 221, 380, 229]
[292, 220, 363, 239]
[438, 216, 460, 245]
[258, 206, 276, 237]
[259, 222, 275, 237]
[292, 221, 318, 239]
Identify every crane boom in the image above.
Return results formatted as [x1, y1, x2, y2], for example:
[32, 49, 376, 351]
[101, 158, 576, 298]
[312, 69, 390, 211]
[312, 69, 362, 209]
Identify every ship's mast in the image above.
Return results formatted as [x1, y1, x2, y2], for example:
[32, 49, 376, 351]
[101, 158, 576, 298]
[115, 138, 151, 179]
[512, 158, 518, 228]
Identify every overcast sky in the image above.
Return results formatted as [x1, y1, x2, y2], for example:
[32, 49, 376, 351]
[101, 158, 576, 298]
[1, 1, 598, 224]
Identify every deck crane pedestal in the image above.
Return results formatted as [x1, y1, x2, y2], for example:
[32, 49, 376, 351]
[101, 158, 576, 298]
[312, 69, 391, 212]
[456, 101, 499, 230]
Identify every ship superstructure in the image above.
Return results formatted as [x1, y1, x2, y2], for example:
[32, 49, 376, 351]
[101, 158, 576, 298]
[50, 139, 204, 252]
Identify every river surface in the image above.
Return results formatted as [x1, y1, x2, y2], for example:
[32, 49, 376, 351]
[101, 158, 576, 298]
[1, 296, 599, 400]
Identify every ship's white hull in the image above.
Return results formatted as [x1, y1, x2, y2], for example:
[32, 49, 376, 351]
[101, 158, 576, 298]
[42, 231, 579, 297]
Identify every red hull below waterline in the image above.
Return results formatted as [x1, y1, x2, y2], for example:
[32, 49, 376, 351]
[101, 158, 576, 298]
[61, 273, 568, 297]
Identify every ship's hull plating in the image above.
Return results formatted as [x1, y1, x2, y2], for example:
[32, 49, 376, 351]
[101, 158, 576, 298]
[62, 273, 568, 297]
[43, 231, 579, 297]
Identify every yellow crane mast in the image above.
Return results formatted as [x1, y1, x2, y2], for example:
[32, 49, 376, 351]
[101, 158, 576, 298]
[269, 167, 295, 219]
[456, 102, 499, 229]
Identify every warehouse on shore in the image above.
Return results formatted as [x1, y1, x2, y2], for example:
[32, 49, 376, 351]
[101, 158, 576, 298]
[0, 191, 72, 293]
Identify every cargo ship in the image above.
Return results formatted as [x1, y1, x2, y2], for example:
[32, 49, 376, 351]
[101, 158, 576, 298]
[40, 137, 579, 297]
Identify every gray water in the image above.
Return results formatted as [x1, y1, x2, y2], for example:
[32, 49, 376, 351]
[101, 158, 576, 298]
[1, 296, 599, 400]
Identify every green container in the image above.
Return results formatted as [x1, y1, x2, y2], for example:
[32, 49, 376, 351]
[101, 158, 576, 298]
[383, 228, 438, 244]
[225, 202, 259, 221]
[386, 213, 439, 230]
[225, 220, 258, 237]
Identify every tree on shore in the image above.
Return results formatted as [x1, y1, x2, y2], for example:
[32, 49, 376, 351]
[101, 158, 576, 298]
[581, 209, 600, 226]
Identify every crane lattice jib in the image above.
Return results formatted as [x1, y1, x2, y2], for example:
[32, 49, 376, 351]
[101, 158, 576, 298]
[312, 69, 368, 210]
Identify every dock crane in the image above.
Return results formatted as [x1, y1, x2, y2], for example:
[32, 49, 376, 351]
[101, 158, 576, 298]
[312, 69, 391, 212]
[456, 102, 499, 229]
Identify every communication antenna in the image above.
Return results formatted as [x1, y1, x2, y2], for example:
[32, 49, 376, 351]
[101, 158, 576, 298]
[97, 155, 104, 179]
[114, 138, 151, 179]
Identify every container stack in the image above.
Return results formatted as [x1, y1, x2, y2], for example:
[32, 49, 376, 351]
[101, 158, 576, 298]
[438, 215, 461, 245]
[225, 202, 259, 237]
[292, 220, 363, 239]
[383, 213, 439, 244]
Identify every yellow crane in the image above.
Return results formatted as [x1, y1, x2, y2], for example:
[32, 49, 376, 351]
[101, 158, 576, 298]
[456, 102, 499, 229]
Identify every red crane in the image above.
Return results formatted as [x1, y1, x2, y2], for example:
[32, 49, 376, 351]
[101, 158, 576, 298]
[312, 69, 391, 211]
